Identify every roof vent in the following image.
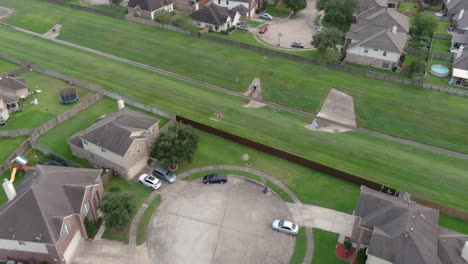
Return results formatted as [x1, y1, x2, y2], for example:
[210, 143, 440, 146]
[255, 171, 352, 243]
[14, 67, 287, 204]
[411, 215, 415, 218]
[404, 233, 408, 238]
[35, 234, 42, 242]
[459, 9, 465, 20]
[410, 227, 414, 232]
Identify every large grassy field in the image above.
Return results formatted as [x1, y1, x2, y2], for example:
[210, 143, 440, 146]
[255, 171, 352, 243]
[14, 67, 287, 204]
[0, 70, 95, 130]
[2, 0, 468, 156]
[0, 25, 467, 211]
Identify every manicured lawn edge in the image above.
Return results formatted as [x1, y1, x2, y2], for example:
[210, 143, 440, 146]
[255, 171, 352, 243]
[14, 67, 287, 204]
[289, 227, 307, 264]
[183, 169, 294, 203]
[137, 195, 161, 245]
[312, 229, 345, 264]
[439, 213, 468, 235]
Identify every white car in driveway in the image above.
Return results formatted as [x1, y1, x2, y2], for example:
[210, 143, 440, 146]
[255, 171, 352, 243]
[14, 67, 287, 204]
[138, 173, 162, 190]
[259, 13, 273, 20]
[272, 220, 299, 236]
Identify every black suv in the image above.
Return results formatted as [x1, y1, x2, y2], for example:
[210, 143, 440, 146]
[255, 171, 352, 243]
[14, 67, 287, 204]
[153, 165, 177, 183]
[203, 173, 228, 184]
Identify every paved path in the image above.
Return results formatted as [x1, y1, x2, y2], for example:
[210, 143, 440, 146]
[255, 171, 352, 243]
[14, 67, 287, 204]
[178, 165, 315, 264]
[3, 22, 468, 161]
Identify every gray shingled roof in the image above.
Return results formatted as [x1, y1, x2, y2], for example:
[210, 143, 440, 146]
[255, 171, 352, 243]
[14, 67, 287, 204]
[356, 6, 410, 33]
[0, 166, 102, 244]
[358, 0, 387, 12]
[452, 33, 468, 46]
[444, 0, 468, 15]
[75, 108, 159, 156]
[127, 0, 174, 11]
[190, 4, 236, 26]
[454, 9, 468, 30]
[0, 77, 28, 103]
[348, 26, 408, 53]
[454, 51, 468, 70]
[355, 187, 468, 264]
[231, 4, 249, 15]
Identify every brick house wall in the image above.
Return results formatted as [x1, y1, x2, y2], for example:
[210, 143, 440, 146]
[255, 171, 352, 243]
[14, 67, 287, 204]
[56, 215, 86, 263]
[80, 181, 104, 222]
[128, 7, 153, 20]
[0, 244, 58, 264]
[345, 53, 398, 70]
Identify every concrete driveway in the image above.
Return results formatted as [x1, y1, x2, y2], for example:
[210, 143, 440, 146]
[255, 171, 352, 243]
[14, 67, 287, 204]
[256, 0, 320, 48]
[148, 177, 295, 264]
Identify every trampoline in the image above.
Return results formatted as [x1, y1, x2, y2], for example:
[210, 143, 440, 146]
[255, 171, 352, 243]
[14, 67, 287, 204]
[59, 87, 79, 104]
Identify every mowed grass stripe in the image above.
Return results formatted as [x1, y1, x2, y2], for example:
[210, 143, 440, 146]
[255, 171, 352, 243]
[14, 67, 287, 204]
[2, 0, 468, 154]
[1, 26, 467, 211]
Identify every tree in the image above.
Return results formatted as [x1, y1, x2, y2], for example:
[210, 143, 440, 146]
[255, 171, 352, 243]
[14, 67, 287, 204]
[112, 0, 122, 6]
[154, 10, 173, 25]
[311, 28, 343, 53]
[412, 12, 438, 38]
[283, 0, 307, 14]
[151, 122, 199, 169]
[424, 0, 442, 5]
[405, 60, 426, 77]
[317, 0, 357, 29]
[100, 192, 136, 229]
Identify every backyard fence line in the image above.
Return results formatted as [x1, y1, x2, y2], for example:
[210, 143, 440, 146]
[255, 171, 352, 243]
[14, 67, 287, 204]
[431, 53, 454, 62]
[405, 47, 426, 56]
[0, 128, 36, 138]
[1, 64, 32, 77]
[433, 34, 452, 40]
[176, 115, 468, 221]
[39, 0, 468, 98]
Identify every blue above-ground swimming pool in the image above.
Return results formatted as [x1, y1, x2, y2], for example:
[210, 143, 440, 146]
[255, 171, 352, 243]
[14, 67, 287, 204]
[430, 64, 449, 77]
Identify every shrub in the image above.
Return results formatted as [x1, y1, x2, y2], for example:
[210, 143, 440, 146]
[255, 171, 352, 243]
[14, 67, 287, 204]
[101, 192, 136, 229]
[406, 60, 426, 77]
[84, 218, 98, 238]
[344, 239, 353, 251]
[109, 186, 121, 192]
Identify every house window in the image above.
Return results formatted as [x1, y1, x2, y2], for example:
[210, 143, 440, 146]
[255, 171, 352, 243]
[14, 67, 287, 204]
[83, 201, 90, 215]
[383, 51, 387, 56]
[196, 22, 201, 27]
[226, 0, 229, 4]
[90, 154, 95, 159]
[382, 62, 389, 68]
[137, 148, 141, 153]
[363, 48, 368, 53]
[18, 241, 26, 245]
[101, 148, 106, 153]
[62, 222, 71, 237]
[215, 25, 219, 31]
[218, 0, 220, 3]
[373, 49, 378, 51]
[149, 127, 154, 134]
[83, 140, 88, 145]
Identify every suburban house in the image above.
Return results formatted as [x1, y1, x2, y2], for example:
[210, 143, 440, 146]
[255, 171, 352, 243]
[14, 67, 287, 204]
[345, 0, 410, 70]
[68, 105, 160, 179]
[213, 0, 259, 18]
[443, 0, 468, 18]
[0, 76, 28, 115]
[345, 25, 408, 70]
[452, 9, 468, 33]
[358, 0, 399, 13]
[355, 6, 410, 34]
[190, 4, 240, 32]
[451, 46, 468, 86]
[127, 0, 175, 20]
[350, 186, 468, 264]
[0, 165, 103, 264]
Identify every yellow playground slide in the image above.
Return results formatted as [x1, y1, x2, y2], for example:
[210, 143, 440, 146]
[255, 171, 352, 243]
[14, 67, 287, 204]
[10, 167, 17, 183]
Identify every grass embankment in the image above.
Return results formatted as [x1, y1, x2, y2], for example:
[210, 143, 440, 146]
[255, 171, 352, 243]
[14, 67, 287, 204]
[0, 58, 18, 73]
[289, 227, 307, 264]
[1, 25, 467, 212]
[102, 177, 152, 243]
[0, 70, 95, 130]
[136, 195, 161, 245]
[2, 0, 468, 155]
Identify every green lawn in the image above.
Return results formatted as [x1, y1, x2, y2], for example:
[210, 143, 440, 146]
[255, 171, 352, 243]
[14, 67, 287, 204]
[431, 38, 452, 56]
[312, 229, 346, 264]
[289, 227, 307, 264]
[435, 21, 450, 34]
[439, 214, 468, 235]
[403, 54, 420, 67]
[250, 20, 264, 28]
[398, 2, 419, 13]
[35, 97, 169, 167]
[0, 70, 95, 130]
[3, 0, 468, 157]
[265, 2, 292, 18]
[63, 0, 128, 15]
[1, 24, 468, 212]
[0, 58, 18, 74]
[0, 137, 27, 164]
[136, 195, 161, 245]
[102, 176, 152, 243]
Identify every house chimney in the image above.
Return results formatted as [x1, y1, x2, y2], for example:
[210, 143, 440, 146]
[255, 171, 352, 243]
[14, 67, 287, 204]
[117, 99, 125, 110]
[392, 25, 397, 34]
[462, 241, 468, 262]
[194, 3, 199, 11]
[2, 179, 16, 201]
[459, 9, 465, 20]
[457, 45, 464, 58]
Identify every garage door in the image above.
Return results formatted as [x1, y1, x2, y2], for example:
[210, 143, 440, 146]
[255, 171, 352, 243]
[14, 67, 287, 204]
[64, 231, 83, 263]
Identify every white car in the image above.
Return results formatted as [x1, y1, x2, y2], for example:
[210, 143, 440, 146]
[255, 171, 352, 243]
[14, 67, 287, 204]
[138, 173, 162, 190]
[272, 220, 299, 236]
[259, 13, 273, 20]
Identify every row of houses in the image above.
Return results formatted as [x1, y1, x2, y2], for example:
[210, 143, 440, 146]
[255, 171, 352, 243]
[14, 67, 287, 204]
[344, 0, 410, 70]
[127, 0, 264, 32]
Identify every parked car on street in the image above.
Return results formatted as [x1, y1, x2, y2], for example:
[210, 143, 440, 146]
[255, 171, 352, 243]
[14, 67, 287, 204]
[237, 24, 249, 31]
[272, 220, 299, 236]
[138, 173, 162, 190]
[203, 173, 228, 184]
[259, 13, 273, 20]
[153, 165, 177, 183]
[259, 26, 268, 34]
[291, 42, 305, 48]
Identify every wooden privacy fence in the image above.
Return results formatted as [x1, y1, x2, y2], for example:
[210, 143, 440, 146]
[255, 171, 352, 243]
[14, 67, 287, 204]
[176, 115, 468, 221]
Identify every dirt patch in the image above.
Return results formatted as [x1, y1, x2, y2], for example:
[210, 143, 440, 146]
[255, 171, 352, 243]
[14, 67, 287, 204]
[0, 7, 14, 20]
[307, 88, 356, 133]
[43, 24, 62, 39]
[243, 78, 266, 108]
[210, 113, 224, 122]
[83, 0, 111, 6]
